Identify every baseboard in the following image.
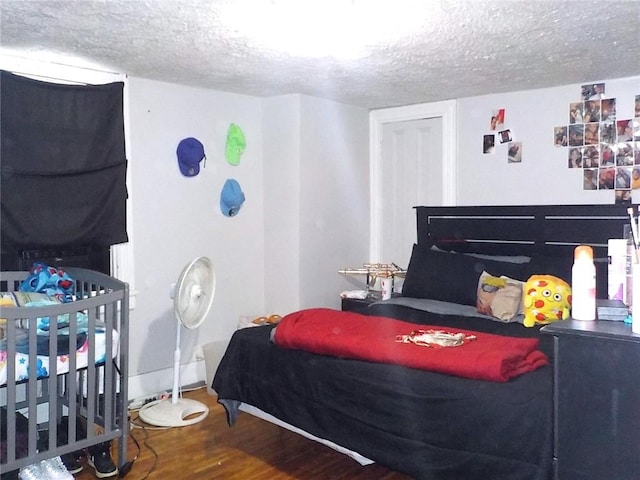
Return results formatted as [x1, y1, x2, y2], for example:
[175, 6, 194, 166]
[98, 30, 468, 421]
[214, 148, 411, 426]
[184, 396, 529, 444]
[128, 360, 207, 401]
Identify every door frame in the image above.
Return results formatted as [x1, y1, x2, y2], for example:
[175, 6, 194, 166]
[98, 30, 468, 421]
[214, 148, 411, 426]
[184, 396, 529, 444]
[369, 100, 458, 261]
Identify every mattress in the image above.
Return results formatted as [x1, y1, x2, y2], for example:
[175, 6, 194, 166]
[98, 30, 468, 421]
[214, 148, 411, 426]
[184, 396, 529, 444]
[0, 326, 120, 386]
[237, 402, 374, 466]
[213, 303, 554, 480]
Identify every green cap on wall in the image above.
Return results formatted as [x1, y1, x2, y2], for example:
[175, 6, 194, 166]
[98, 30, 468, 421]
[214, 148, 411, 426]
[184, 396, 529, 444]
[225, 123, 246, 166]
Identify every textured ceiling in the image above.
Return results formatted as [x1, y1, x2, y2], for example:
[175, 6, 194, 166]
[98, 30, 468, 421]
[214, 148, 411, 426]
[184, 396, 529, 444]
[1, 0, 639, 109]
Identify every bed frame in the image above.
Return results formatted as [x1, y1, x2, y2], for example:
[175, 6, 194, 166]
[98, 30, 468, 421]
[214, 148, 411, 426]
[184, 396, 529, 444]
[416, 204, 630, 258]
[0, 268, 129, 477]
[214, 203, 632, 479]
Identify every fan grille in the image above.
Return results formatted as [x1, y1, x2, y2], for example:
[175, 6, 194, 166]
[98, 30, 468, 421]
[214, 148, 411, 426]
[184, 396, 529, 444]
[175, 256, 216, 328]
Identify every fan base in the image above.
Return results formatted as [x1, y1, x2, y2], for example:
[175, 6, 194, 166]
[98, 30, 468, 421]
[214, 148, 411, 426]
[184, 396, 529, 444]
[138, 397, 209, 427]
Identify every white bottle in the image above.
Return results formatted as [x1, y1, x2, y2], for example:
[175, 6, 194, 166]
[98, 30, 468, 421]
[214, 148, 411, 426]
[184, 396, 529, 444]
[572, 245, 596, 321]
[380, 276, 392, 301]
[607, 239, 628, 302]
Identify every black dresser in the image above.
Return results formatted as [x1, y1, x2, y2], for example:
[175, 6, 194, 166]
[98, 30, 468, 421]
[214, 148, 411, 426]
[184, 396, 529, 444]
[542, 320, 640, 480]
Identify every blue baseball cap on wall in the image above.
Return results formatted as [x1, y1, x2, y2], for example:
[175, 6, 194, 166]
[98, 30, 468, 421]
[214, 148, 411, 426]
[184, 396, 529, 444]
[176, 137, 205, 177]
[220, 179, 245, 217]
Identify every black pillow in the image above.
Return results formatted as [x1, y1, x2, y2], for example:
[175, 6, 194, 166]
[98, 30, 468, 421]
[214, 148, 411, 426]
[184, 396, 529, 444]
[402, 244, 532, 306]
[528, 256, 572, 284]
[529, 255, 608, 299]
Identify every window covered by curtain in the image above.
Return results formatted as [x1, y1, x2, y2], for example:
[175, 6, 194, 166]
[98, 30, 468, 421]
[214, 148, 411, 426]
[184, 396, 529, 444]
[0, 70, 128, 250]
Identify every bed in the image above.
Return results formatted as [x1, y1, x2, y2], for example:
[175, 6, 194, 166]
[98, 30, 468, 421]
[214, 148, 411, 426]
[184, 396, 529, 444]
[0, 267, 129, 478]
[212, 204, 630, 480]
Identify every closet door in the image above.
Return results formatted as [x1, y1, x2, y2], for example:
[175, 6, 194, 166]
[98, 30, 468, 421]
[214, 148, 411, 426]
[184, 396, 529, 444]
[379, 117, 443, 270]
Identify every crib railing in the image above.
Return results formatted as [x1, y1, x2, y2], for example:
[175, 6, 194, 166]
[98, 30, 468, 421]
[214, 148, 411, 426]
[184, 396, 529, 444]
[0, 268, 129, 475]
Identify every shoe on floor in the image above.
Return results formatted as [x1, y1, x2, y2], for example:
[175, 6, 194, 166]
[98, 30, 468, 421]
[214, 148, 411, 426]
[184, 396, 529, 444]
[87, 443, 118, 479]
[18, 463, 41, 480]
[60, 451, 84, 475]
[39, 457, 73, 480]
[56, 415, 87, 475]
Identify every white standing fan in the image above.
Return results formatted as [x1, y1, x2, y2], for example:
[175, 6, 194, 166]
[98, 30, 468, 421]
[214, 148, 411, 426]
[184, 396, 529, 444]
[139, 256, 216, 427]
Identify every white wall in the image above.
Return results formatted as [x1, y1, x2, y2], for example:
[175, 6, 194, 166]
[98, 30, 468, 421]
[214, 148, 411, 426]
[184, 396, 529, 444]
[128, 86, 369, 397]
[127, 78, 265, 393]
[456, 75, 640, 205]
[298, 96, 370, 309]
[263, 95, 370, 313]
[263, 95, 302, 314]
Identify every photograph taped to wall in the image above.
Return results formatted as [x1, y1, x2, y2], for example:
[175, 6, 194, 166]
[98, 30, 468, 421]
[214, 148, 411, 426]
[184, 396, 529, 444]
[616, 119, 633, 141]
[554, 126, 568, 147]
[507, 142, 522, 163]
[583, 145, 600, 168]
[633, 167, 640, 190]
[583, 169, 598, 190]
[616, 166, 632, 189]
[599, 167, 615, 189]
[584, 123, 599, 145]
[569, 101, 584, 124]
[601, 98, 616, 122]
[615, 189, 632, 204]
[483, 134, 495, 154]
[568, 148, 582, 168]
[582, 82, 605, 100]
[635, 95, 640, 117]
[568, 124, 584, 146]
[498, 129, 512, 144]
[584, 100, 601, 122]
[601, 144, 616, 166]
[616, 143, 634, 166]
[634, 118, 640, 140]
[600, 122, 615, 144]
[490, 108, 505, 131]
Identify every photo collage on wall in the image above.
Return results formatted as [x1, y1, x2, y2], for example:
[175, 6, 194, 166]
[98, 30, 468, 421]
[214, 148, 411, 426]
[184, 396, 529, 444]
[483, 108, 522, 163]
[554, 83, 640, 203]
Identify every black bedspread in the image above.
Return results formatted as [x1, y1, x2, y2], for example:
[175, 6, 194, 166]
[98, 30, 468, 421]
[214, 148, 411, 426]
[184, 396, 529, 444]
[213, 305, 553, 480]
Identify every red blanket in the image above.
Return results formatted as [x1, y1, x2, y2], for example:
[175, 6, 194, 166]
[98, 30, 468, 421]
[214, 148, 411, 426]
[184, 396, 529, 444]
[273, 308, 548, 382]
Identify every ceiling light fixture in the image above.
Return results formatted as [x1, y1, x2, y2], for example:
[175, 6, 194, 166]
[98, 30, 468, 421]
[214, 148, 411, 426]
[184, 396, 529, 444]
[220, 0, 432, 60]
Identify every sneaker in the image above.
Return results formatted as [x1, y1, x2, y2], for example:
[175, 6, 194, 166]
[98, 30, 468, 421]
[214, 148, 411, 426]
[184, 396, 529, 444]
[18, 464, 42, 480]
[57, 415, 86, 474]
[60, 451, 83, 475]
[87, 443, 118, 478]
[39, 457, 73, 480]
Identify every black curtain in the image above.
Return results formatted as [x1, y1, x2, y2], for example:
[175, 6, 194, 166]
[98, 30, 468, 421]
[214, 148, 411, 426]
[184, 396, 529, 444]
[0, 70, 128, 251]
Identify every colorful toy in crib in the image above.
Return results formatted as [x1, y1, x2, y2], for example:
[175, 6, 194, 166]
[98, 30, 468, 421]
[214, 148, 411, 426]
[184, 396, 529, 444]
[523, 275, 572, 327]
[19, 262, 75, 303]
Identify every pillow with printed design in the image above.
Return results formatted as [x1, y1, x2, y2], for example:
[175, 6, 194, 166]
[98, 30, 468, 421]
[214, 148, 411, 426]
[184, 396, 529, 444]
[476, 271, 524, 322]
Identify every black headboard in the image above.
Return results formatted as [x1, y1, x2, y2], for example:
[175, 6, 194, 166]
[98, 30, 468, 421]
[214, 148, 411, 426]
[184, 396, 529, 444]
[416, 204, 631, 259]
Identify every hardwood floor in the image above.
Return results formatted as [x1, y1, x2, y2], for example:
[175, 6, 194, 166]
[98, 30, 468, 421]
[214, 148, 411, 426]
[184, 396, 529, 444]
[74, 387, 412, 479]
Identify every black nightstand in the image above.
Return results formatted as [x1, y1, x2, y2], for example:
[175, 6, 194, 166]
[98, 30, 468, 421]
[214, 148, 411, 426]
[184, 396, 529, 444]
[341, 293, 400, 314]
[541, 320, 640, 480]
[341, 296, 378, 314]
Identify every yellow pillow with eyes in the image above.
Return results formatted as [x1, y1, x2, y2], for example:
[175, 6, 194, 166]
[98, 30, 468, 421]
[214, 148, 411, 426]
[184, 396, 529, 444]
[523, 275, 572, 327]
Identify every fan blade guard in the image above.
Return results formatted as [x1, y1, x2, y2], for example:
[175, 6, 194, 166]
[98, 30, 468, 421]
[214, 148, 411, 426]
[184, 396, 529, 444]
[174, 256, 216, 329]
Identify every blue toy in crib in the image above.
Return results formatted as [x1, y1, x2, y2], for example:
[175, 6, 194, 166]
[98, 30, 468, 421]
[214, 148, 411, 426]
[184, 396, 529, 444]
[19, 262, 75, 303]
